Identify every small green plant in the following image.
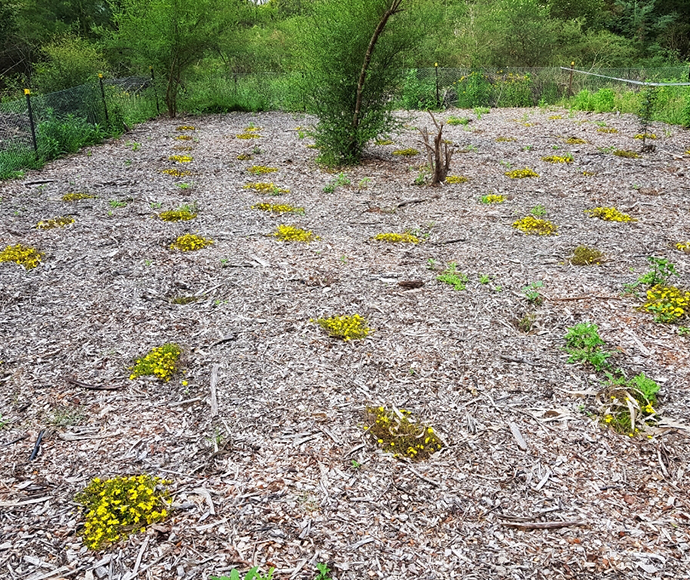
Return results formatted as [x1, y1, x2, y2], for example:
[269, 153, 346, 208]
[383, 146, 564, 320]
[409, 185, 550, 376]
[126, 141, 141, 151]
[364, 406, 444, 460]
[161, 168, 191, 177]
[237, 153, 252, 160]
[522, 281, 544, 305]
[499, 160, 512, 168]
[297, 130, 306, 139]
[446, 116, 469, 126]
[109, 200, 127, 208]
[678, 326, 689, 336]
[426, 258, 437, 270]
[130, 343, 182, 382]
[323, 183, 335, 193]
[314, 314, 371, 340]
[75, 475, 170, 550]
[600, 372, 660, 435]
[314, 563, 333, 580]
[563, 323, 611, 372]
[597, 145, 617, 154]
[461, 144, 478, 152]
[150, 201, 162, 209]
[585, 206, 636, 222]
[375, 138, 394, 145]
[0, 244, 44, 270]
[530, 204, 546, 217]
[480, 194, 505, 204]
[513, 216, 557, 236]
[479, 273, 491, 284]
[176, 182, 191, 189]
[170, 234, 213, 251]
[625, 257, 678, 295]
[373, 232, 420, 244]
[564, 136, 586, 144]
[211, 568, 274, 580]
[437, 262, 468, 290]
[273, 225, 318, 242]
[357, 177, 372, 189]
[522, 145, 533, 151]
[36, 216, 74, 229]
[505, 168, 539, 179]
[517, 312, 536, 333]
[570, 246, 605, 265]
[474, 106, 490, 119]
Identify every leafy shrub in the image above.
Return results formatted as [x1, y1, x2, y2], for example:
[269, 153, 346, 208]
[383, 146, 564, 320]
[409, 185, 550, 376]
[399, 69, 437, 110]
[456, 72, 493, 108]
[75, 475, 170, 550]
[314, 314, 371, 340]
[592, 88, 615, 112]
[35, 35, 108, 93]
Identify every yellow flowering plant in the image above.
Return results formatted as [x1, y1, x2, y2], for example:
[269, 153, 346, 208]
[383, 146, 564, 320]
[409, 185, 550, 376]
[62, 192, 95, 201]
[372, 232, 420, 244]
[129, 343, 182, 382]
[364, 406, 444, 461]
[445, 175, 469, 184]
[247, 166, 277, 175]
[170, 234, 213, 251]
[37, 216, 74, 229]
[0, 244, 44, 270]
[252, 202, 304, 214]
[75, 475, 171, 550]
[314, 314, 372, 341]
[585, 207, 636, 222]
[505, 168, 539, 178]
[392, 148, 420, 156]
[273, 225, 318, 242]
[513, 216, 557, 235]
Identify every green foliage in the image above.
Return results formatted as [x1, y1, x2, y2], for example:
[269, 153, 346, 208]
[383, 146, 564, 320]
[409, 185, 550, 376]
[437, 262, 468, 290]
[314, 563, 333, 580]
[399, 68, 438, 110]
[625, 256, 678, 294]
[211, 568, 274, 580]
[522, 280, 544, 304]
[643, 285, 690, 323]
[563, 322, 611, 371]
[301, 0, 425, 165]
[34, 35, 108, 93]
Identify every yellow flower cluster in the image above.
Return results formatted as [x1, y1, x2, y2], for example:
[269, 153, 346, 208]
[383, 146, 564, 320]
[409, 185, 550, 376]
[0, 244, 44, 270]
[564, 137, 587, 144]
[170, 234, 213, 251]
[236, 133, 261, 139]
[480, 194, 505, 204]
[161, 168, 191, 177]
[168, 155, 193, 163]
[548, 115, 563, 120]
[495, 136, 516, 142]
[541, 155, 573, 163]
[644, 285, 690, 323]
[36, 216, 75, 229]
[75, 475, 171, 550]
[364, 406, 443, 461]
[62, 192, 95, 201]
[375, 139, 394, 145]
[505, 168, 539, 178]
[372, 232, 420, 244]
[129, 343, 182, 382]
[676, 242, 690, 253]
[237, 153, 253, 160]
[613, 149, 640, 159]
[248, 166, 278, 175]
[243, 182, 289, 194]
[176, 125, 196, 131]
[597, 127, 618, 133]
[252, 202, 304, 214]
[392, 148, 420, 156]
[513, 216, 557, 236]
[175, 135, 192, 140]
[445, 175, 469, 184]
[273, 225, 318, 242]
[634, 133, 656, 139]
[159, 208, 197, 222]
[314, 314, 371, 341]
[585, 207, 636, 222]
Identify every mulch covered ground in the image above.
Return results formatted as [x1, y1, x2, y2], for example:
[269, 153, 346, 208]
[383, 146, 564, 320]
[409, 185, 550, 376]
[1, 107, 690, 580]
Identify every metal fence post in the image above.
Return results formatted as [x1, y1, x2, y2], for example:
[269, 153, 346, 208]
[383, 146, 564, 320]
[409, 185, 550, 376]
[568, 61, 574, 98]
[435, 63, 440, 108]
[24, 89, 38, 159]
[98, 73, 109, 126]
[150, 67, 160, 115]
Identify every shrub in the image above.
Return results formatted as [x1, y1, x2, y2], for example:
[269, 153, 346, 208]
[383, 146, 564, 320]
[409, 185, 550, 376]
[592, 88, 615, 112]
[34, 35, 108, 93]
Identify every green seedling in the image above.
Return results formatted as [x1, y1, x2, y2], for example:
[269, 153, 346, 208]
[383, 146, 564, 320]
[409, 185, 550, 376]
[357, 177, 372, 189]
[530, 205, 546, 217]
[479, 273, 491, 284]
[211, 567, 274, 580]
[678, 327, 689, 336]
[109, 200, 127, 208]
[426, 258, 437, 270]
[474, 106, 490, 120]
[350, 459, 361, 469]
[314, 563, 333, 580]
[437, 262, 468, 291]
[522, 281, 544, 305]
[150, 202, 162, 209]
[563, 323, 611, 372]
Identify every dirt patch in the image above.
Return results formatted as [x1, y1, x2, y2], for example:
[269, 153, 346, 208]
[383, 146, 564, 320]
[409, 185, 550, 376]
[1, 107, 690, 579]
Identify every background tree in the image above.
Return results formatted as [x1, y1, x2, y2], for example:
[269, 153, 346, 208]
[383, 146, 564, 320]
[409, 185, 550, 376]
[301, 0, 427, 166]
[111, 0, 241, 117]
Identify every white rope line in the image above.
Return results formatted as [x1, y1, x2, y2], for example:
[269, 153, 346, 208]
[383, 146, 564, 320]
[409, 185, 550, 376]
[560, 67, 690, 87]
